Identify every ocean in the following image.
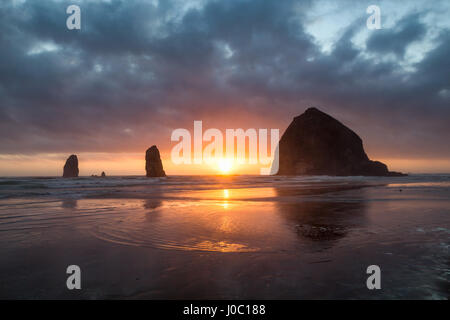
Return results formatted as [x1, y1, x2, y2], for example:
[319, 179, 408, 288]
[0, 174, 449, 299]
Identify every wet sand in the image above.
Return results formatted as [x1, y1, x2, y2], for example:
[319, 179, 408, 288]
[0, 176, 449, 299]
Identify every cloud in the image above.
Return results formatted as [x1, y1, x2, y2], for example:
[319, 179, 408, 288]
[0, 0, 449, 162]
[366, 13, 427, 58]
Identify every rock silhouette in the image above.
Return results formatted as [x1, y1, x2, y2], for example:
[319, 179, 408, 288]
[63, 155, 79, 178]
[276, 107, 405, 176]
[145, 145, 166, 177]
[91, 171, 106, 178]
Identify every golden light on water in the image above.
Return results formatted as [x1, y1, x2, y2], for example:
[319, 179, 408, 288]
[222, 189, 229, 208]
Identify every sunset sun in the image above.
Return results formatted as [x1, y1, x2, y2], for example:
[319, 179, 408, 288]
[217, 158, 233, 174]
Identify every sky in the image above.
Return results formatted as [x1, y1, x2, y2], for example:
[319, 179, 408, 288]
[0, 0, 449, 176]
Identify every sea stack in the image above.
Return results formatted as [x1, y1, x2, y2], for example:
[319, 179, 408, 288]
[276, 107, 405, 176]
[145, 145, 166, 177]
[63, 155, 79, 178]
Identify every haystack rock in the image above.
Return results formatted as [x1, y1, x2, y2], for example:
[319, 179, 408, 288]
[63, 155, 79, 178]
[145, 145, 166, 177]
[276, 107, 406, 176]
[101, 171, 106, 177]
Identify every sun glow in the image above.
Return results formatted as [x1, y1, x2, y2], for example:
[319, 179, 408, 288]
[217, 158, 233, 174]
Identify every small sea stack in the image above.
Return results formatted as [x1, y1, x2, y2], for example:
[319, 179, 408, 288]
[91, 171, 106, 178]
[63, 155, 79, 178]
[145, 145, 166, 177]
[276, 107, 406, 176]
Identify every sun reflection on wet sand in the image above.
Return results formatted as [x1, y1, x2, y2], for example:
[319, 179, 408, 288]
[191, 240, 258, 252]
[389, 182, 450, 187]
[82, 190, 289, 253]
[222, 189, 230, 208]
[179, 187, 278, 201]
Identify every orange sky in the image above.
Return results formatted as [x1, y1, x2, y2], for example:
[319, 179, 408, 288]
[0, 152, 449, 176]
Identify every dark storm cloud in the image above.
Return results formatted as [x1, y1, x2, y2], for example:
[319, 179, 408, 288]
[366, 13, 427, 58]
[0, 0, 449, 159]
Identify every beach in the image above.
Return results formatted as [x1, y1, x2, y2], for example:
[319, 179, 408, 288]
[0, 175, 449, 299]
